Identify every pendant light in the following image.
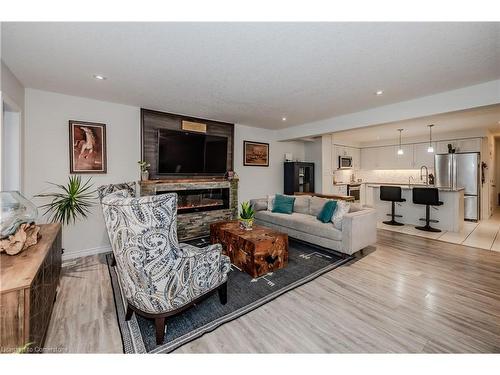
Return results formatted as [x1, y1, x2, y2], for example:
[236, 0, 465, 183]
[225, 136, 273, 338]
[427, 124, 434, 153]
[397, 129, 404, 155]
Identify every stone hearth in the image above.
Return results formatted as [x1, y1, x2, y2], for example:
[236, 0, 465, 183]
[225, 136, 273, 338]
[140, 178, 238, 240]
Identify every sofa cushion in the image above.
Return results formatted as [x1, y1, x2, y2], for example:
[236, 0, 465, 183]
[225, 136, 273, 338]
[309, 196, 330, 216]
[292, 195, 310, 214]
[255, 211, 342, 241]
[251, 198, 268, 211]
[317, 200, 337, 223]
[272, 194, 295, 214]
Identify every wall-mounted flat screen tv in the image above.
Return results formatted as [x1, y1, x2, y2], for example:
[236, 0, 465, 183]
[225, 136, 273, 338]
[157, 129, 228, 175]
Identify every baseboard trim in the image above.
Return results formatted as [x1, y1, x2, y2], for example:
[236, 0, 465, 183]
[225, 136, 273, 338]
[62, 245, 111, 261]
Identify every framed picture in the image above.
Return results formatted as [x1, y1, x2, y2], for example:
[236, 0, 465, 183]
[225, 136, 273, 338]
[243, 141, 269, 167]
[69, 120, 107, 174]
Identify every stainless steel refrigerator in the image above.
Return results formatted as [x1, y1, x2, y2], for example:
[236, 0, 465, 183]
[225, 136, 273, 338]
[434, 152, 480, 221]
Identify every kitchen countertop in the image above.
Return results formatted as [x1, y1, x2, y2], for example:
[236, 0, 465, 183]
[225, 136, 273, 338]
[366, 183, 464, 192]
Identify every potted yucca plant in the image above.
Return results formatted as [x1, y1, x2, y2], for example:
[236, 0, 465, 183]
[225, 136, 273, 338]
[239, 201, 255, 231]
[35, 175, 96, 225]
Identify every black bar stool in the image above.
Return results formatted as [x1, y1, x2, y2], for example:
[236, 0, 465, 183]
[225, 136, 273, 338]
[412, 187, 443, 232]
[380, 186, 406, 226]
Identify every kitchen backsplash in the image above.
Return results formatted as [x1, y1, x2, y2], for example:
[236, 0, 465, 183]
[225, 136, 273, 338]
[334, 169, 434, 184]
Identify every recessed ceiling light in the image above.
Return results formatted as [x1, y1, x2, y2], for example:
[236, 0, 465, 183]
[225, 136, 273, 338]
[282, 117, 287, 122]
[93, 74, 107, 80]
[375, 90, 384, 96]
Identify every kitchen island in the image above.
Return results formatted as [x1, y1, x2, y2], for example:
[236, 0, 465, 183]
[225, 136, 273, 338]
[368, 184, 465, 232]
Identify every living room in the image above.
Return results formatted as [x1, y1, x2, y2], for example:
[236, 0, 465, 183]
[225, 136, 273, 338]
[1, 1, 499, 373]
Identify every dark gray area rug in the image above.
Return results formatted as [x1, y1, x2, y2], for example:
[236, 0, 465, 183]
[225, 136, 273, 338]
[107, 238, 351, 353]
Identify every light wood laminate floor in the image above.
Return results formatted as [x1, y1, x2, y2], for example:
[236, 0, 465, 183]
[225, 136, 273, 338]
[378, 207, 500, 251]
[44, 230, 500, 353]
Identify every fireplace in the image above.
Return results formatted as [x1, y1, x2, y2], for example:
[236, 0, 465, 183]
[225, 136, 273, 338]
[141, 178, 238, 240]
[158, 187, 229, 214]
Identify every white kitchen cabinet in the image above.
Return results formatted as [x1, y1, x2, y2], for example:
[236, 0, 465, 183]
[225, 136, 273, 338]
[351, 147, 361, 170]
[413, 142, 436, 168]
[332, 184, 348, 196]
[376, 145, 398, 169]
[456, 138, 481, 153]
[436, 138, 481, 154]
[365, 185, 375, 207]
[394, 144, 414, 169]
[436, 141, 449, 154]
[360, 184, 367, 205]
[361, 147, 378, 170]
[332, 145, 361, 170]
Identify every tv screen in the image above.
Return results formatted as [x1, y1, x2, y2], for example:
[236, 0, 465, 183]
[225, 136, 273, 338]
[157, 129, 228, 175]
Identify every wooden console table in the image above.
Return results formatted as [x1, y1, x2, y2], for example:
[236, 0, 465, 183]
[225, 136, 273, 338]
[0, 223, 62, 353]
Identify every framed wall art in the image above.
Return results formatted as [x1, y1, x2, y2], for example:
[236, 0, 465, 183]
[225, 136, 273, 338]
[69, 120, 107, 173]
[243, 141, 269, 167]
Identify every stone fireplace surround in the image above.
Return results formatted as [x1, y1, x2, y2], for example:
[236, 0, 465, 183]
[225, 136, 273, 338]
[140, 178, 238, 240]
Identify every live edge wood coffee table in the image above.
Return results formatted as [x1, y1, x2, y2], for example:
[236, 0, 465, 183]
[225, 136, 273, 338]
[210, 221, 288, 278]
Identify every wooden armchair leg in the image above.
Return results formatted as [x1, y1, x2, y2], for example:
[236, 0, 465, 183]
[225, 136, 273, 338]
[125, 304, 133, 321]
[155, 317, 166, 345]
[218, 281, 228, 305]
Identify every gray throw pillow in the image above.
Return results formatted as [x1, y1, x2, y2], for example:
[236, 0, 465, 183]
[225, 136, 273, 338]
[251, 199, 268, 211]
[309, 196, 329, 217]
[292, 195, 310, 215]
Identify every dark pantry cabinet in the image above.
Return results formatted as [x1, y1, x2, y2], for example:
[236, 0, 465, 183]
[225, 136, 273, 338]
[284, 162, 315, 195]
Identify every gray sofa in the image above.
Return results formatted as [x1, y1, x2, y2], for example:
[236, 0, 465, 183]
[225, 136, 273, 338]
[250, 195, 377, 256]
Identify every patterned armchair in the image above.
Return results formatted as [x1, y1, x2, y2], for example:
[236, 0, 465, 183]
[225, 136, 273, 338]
[101, 191, 231, 344]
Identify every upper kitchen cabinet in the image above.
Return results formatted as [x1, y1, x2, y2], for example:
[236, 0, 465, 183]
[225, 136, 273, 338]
[361, 145, 407, 169]
[332, 144, 361, 170]
[413, 142, 436, 168]
[394, 144, 414, 169]
[360, 147, 378, 170]
[436, 138, 482, 154]
[351, 147, 361, 169]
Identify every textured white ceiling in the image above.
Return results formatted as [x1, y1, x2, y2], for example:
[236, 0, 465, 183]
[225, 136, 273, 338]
[330, 104, 500, 144]
[2, 22, 499, 128]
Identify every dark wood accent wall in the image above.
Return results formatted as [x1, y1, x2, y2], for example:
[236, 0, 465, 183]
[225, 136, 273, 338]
[141, 109, 235, 180]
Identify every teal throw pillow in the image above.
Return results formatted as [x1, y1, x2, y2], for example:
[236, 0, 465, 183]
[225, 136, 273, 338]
[272, 194, 295, 214]
[317, 200, 337, 223]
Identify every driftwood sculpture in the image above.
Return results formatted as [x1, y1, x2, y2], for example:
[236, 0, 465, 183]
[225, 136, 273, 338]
[0, 223, 40, 255]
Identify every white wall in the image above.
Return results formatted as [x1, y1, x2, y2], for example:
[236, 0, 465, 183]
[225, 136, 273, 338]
[1, 61, 25, 191]
[304, 138, 322, 193]
[234, 124, 305, 204]
[24, 89, 140, 259]
[2, 110, 21, 190]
